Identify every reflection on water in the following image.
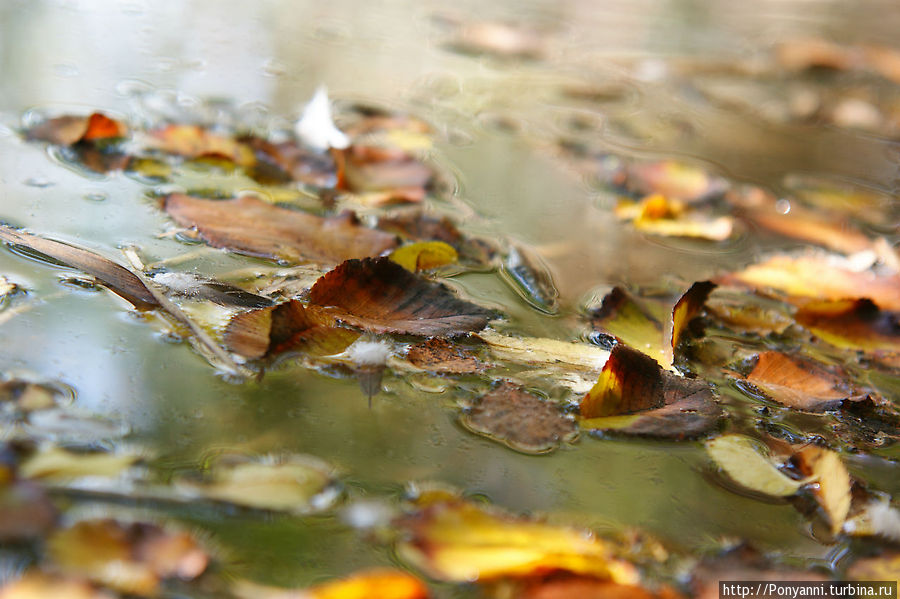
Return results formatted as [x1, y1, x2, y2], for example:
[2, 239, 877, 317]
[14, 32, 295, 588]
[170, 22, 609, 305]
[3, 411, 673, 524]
[1, 0, 898, 593]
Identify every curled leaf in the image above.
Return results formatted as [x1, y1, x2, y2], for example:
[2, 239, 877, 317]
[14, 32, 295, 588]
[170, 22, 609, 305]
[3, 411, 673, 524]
[744, 351, 851, 411]
[460, 382, 577, 454]
[580, 345, 720, 438]
[793, 446, 851, 535]
[671, 281, 716, 353]
[705, 434, 807, 497]
[501, 244, 559, 314]
[794, 299, 900, 354]
[162, 194, 398, 264]
[224, 299, 359, 360]
[389, 241, 458, 272]
[396, 499, 638, 583]
[47, 519, 208, 596]
[26, 112, 127, 146]
[307, 257, 494, 336]
[0, 225, 157, 308]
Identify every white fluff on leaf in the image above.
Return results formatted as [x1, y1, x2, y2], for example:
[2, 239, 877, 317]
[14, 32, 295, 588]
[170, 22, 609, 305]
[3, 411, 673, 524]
[295, 85, 350, 152]
[346, 340, 392, 368]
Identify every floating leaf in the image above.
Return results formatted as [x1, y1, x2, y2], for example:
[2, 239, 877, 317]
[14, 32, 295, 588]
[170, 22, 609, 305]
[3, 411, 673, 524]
[705, 434, 807, 497]
[162, 194, 398, 264]
[406, 337, 483, 374]
[501, 244, 559, 314]
[847, 552, 900, 582]
[396, 499, 638, 583]
[460, 382, 577, 454]
[717, 254, 900, 310]
[0, 225, 157, 308]
[389, 241, 458, 272]
[377, 211, 495, 264]
[224, 299, 359, 360]
[26, 112, 127, 146]
[234, 569, 429, 599]
[152, 272, 273, 308]
[476, 330, 610, 372]
[147, 124, 255, 166]
[744, 351, 851, 411]
[20, 446, 140, 482]
[307, 257, 494, 336]
[240, 134, 336, 186]
[517, 577, 683, 599]
[794, 299, 900, 354]
[622, 161, 726, 202]
[0, 573, 116, 599]
[792, 446, 852, 535]
[589, 287, 665, 365]
[671, 281, 716, 352]
[580, 345, 720, 438]
[178, 454, 337, 513]
[343, 145, 432, 192]
[616, 194, 733, 241]
[47, 519, 208, 596]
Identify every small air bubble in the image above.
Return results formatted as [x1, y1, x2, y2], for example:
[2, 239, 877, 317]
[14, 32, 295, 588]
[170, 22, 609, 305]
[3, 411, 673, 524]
[24, 177, 54, 188]
[83, 191, 108, 202]
[775, 198, 791, 214]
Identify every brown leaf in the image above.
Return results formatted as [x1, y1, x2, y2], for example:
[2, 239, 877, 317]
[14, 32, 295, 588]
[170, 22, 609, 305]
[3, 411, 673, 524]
[377, 211, 495, 264]
[147, 124, 255, 166]
[224, 299, 359, 360]
[691, 545, 827, 599]
[580, 345, 720, 438]
[239, 135, 337, 187]
[794, 298, 900, 354]
[793, 446, 852, 535]
[161, 194, 398, 264]
[776, 38, 859, 72]
[406, 337, 483, 373]
[343, 145, 432, 192]
[0, 478, 57, 542]
[307, 257, 494, 336]
[460, 382, 577, 454]
[0, 225, 157, 308]
[26, 112, 127, 146]
[47, 519, 208, 596]
[671, 281, 715, 352]
[745, 351, 852, 411]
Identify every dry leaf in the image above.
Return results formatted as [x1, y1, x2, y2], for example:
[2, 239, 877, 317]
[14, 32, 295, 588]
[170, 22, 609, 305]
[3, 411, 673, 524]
[47, 519, 208, 596]
[616, 194, 733, 241]
[26, 113, 127, 146]
[794, 299, 900, 354]
[389, 241, 458, 272]
[396, 499, 638, 583]
[162, 194, 398, 264]
[343, 145, 432, 192]
[0, 225, 157, 308]
[460, 382, 577, 454]
[739, 201, 873, 255]
[147, 124, 255, 166]
[476, 330, 610, 372]
[20, 446, 139, 481]
[406, 337, 483, 373]
[622, 161, 726, 202]
[224, 299, 359, 360]
[377, 211, 495, 264]
[580, 345, 720, 438]
[793, 446, 851, 535]
[307, 257, 494, 336]
[671, 281, 716, 352]
[745, 351, 851, 411]
[705, 434, 807, 497]
[589, 287, 666, 366]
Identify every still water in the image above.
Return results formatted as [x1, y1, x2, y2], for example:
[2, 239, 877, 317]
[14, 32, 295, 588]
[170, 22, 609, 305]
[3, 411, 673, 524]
[0, 0, 898, 594]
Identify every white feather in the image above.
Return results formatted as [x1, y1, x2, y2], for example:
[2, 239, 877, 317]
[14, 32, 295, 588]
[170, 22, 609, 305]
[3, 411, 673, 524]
[346, 340, 391, 367]
[294, 86, 350, 152]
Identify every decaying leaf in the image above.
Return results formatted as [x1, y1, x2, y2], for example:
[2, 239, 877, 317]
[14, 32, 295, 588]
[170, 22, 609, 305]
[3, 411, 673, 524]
[177, 454, 337, 513]
[240, 134, 337, 186]
[717, 254, 900, 310]
[162, 194, 398, 264]
[476, 329, 610, 372]
[0, 225, 157, 308]
[47, 519, 208, 596]
[343, 145, 432, 192]
[580, 344, 721, 438]
[406, 337, 483, 374]
[460, 382, 577, 454]
[794, 299, 900, 354]
[377, 211, 495, 264]
[792, 445, 852, 535]
[671, 281, 716, 352]
[621, 161, 726, 202]
[501, 244, 559, 314]
[589, 287, 666, 365]
[19, 446, 140, 482]
[233, 569, 430, 599]
[705, 434, 807, 497]
[396, 499, 638, 583]
[744, 351, 851, 411]
[0, 573, 116, 599]
[224, 299, 359, 360]
[307, 257, 494, 336]
[147, 124, 255, 166]
[615, 194, 733, 241]
[389, 241, 458, 272]
[152, 272, 274, 308]
[26, 112, 127, 146]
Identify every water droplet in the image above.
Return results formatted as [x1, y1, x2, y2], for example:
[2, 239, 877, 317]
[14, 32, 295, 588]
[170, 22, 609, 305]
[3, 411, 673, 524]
[83, 191, 108, 202]
[24, 177, 54, 188]
[775, 198, 791, 214]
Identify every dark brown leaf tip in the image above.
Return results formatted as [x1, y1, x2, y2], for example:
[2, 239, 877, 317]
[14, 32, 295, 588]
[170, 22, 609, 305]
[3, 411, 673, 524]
[307, 257, 495, 336]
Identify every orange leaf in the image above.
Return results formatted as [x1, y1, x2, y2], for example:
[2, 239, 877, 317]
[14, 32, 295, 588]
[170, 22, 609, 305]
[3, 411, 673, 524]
[744, 351, 851, 411]
[162, 194, 398, 264]
[671, 281, 715, 353]
[307, 257, 494, 336]
[794, 299, 900, 354]
[306, 570, 429, 599]
[81, 113, 128, 142]
[26, 112, 127, 146]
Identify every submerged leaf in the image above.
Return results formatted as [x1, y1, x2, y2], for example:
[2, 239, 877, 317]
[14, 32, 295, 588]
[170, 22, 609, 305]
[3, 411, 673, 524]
[705, 434, 806, 497]
[224, 299, 359, 360]
[460, 382, 577, 454]
[47, 519, 208, 596]
[744, 351, 851, 411]
[343, 145, 432, 192]
[162, 194, 398, 264]
[307, 257, 494, 336]
[396, 499, 638, 583]
[389, 241, 458, 272]
[153, 272, 274, 308]
[147, 124, 255, 166]
[20, 446, 139, 482]
[793, 446, 851, 535]
[580, 345, 720, 438]
[501, 244, 559, 314]
[477, 330, 610, 372]
[0, 225, 157, 308]
[616, 194, 733, 241]
[406, 337, 483, 374]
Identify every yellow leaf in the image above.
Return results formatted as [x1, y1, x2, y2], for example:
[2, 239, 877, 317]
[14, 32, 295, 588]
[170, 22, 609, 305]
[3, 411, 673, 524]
[705, 435, 807, 497]
[794, 446, 851, 535]
[477, 329, 610, 372]
[389, 241, 458, 272]
[20, 446, 139, 481]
